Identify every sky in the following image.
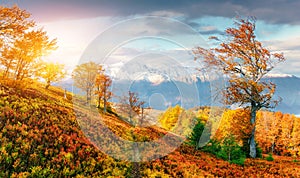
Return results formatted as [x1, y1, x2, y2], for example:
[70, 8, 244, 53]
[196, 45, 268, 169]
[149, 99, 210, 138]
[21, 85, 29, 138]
[2, 0, 300, 78]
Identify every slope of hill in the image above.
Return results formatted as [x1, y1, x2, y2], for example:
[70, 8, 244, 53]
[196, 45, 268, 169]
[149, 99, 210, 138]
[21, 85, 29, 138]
[1, 81, 300, 177]
[0, 81, 131, 177]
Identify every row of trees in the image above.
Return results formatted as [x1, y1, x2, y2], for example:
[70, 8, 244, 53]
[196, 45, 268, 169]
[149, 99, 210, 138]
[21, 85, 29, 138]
[72, 62, 112, 111]
[0, 5, 65, 88]
[159, 106, 299, 165]
[256, 111, 300, 156]
[72, 62, 146, 124]
[211, 109, 300, 157]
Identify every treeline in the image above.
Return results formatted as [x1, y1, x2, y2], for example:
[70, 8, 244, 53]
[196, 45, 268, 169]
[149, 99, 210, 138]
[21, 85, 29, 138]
[215, 109, 300, 157]
[72, 62, 112, 111]
[0, 5, 65, 88]
[159, 106, 300, 158]
[72, 61, 146, 124]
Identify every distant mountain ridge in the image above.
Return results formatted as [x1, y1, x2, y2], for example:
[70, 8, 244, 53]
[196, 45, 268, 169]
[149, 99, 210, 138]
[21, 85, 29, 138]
[266, 75, 300, 115]
[55, 75, 300, 115]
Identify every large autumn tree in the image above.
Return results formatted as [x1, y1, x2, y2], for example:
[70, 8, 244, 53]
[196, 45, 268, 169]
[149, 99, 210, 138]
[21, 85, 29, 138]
[38, 61, 66, 89]
[0, 5, 57, 80]
[72, 62, 103, 104]
[0, 5, 34, 49]
[0, 5, 30, 73]
[193, 17, 285, 158]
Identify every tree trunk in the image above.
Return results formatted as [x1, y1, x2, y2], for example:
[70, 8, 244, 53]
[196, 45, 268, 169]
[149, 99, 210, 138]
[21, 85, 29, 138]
[45, 80, 50, 89]
[103, 98, 107, 113]
[249, 105, 258, 158]
[140, 107, 144, 126]
[249, 126, 256, 158]
[271, 142, 275, 153]
[97, 95, 101, 108]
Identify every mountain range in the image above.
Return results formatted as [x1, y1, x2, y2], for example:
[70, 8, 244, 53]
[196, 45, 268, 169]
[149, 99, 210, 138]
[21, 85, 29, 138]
[55, 74, 300, 115]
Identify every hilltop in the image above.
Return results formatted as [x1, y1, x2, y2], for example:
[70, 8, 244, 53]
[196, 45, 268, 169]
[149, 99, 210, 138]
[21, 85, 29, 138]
[0, 81, 300, 177]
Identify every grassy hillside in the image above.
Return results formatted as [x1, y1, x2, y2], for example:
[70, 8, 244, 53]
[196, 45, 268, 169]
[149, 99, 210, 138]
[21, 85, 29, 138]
[1, 81, 300, 177]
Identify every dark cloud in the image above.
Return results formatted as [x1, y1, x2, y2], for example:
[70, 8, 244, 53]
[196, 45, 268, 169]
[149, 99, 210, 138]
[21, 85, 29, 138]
[199, 29, 225, 35]
[186, 21, 202, 29]
[4, 0, 300, 25]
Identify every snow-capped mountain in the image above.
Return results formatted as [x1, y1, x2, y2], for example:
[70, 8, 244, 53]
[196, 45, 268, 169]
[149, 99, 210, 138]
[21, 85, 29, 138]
[105, 59, 219, 85]
[265, 73, 295, 78]
[265, 75, 300, 115]
[106, 61, 199, 84]
[55, 74, 300, 115]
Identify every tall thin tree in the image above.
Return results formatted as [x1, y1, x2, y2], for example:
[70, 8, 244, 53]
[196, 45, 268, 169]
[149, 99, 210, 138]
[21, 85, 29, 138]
[94, 73, 112, 112]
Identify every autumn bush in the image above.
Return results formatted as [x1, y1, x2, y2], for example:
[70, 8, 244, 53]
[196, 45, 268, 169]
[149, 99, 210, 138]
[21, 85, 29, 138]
[0, 83, 133, 177]
[1, 82, 300, 177]
[159, 105, 183, 131]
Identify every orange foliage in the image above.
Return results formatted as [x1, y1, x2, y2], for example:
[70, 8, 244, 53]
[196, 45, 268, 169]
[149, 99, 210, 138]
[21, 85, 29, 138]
[94, 72, 112, 112]
[117, 91, 146, 124]
[72, 62, 103, 103]
[213, 108, 300, 157]
[144, 145, 300, 177]
[215, 109, 251, 145]
[159, 105, 183, 131]
[256, 111, 300, 156]
[194, 16, 286, 158]
[193, 17, 285, 109]
[37, 62, 66, 89]
[1, 81, 300, 177]
[0, 5, 57, 81]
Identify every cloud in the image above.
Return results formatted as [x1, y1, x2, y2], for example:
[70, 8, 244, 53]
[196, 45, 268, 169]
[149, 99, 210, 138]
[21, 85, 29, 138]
[198, 26, 224, 35]
[145, 10, 185, 18]
[9, 0, 300, 25]
[6, 0, 299, 78]
[262, 37, 300, 77]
